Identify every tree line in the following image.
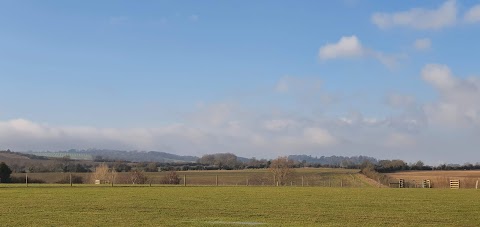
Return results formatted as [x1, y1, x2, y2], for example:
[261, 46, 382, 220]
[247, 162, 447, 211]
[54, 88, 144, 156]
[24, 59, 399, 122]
[2, 149, 480, 175]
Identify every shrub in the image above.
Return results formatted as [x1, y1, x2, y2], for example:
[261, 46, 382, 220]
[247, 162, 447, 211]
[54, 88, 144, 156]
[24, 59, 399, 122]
[55, 175, 84, 184]
[10, 176, 46, 184]
[160, 171, 180, 184]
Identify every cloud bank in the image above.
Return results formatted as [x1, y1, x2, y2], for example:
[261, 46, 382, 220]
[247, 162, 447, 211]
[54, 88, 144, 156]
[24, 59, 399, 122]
[422, 64, 480, 128]
[2, 67, 480, 163]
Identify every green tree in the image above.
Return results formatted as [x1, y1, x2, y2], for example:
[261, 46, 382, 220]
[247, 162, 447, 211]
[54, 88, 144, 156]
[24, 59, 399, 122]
[0, 162, 12, 183]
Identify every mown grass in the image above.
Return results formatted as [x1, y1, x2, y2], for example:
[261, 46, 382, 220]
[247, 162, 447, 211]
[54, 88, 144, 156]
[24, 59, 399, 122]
[0, 185, 479, 226]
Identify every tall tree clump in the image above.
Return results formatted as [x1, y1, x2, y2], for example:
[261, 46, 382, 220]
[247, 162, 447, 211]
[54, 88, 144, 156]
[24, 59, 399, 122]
[0, 162, 12, 183]
[90, 163, 117, 184]
[269, 156, 295, 186]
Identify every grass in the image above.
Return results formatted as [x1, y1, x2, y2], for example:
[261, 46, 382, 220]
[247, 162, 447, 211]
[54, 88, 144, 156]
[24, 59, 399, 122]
[12, 168, 370, 187]
[387, 170, 480, 188]
[0, 185, 479, 226]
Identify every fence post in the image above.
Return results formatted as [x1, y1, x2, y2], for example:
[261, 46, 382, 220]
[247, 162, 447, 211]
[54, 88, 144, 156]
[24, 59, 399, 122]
[246, 177, 249, 186]
[301, 176, 304, 187]
[184, 175, 187, 186]
[476, 180, 478, 189]
[25, 173, 28, 187]
[216, 175, 218, 186]
[70, 173, 72, 187]
[341, 179, 343, 188]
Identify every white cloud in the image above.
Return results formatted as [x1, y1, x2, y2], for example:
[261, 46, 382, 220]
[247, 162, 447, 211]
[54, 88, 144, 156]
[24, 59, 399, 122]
[421, 64, 480, 128]
[371, 0, 457, 30]
[414, 38, 431, 51]
[318, 35, 402, 68]
[319, 36, 364, 60]
[0, 105, 341, 158]
[263, 119, 298, 131]
[303, 127, 337, 145]
[421, 64, 457, 90]
[464, 4, 480, 23]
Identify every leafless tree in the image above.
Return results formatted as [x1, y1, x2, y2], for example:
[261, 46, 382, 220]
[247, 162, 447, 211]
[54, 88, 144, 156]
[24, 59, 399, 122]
[90, 163, 117, 184]
[269, 156, 295, 186]
[129, 170, 147, 184]
[160, 170, 180, 184]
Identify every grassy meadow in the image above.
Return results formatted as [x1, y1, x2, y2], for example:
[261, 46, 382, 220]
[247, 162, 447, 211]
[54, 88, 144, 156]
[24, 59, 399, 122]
[387, 170, 480, 188]
[12, 168, 370, 187]
[0, 185, 479, 226]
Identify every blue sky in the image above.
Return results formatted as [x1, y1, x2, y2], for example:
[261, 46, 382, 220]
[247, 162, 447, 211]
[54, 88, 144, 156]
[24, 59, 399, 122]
[1, 0, 480, 164]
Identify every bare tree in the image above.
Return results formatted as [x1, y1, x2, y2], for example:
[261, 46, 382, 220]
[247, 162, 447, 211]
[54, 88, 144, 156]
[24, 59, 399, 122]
[91, 163, 117, 184]
[160, 170, 180, 184]
[269, 156, 295, 186]
[129, 170, 147, 184]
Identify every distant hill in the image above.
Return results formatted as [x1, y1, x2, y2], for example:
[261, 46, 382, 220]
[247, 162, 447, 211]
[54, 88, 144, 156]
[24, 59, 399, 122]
[28, 152, 93, 160]
[29, 149, 199, 163]
[288, 155, 377, 167]
[1, 150, 49, 161]
[15, 149, 378, 166]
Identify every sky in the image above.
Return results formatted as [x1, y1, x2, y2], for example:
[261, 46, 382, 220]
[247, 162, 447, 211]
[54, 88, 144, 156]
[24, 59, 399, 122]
[1, 0, 480, 164]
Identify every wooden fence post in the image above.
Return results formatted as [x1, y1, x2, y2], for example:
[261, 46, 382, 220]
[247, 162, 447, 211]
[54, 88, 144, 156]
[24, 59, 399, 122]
[184, 175, 187, 186]
[70, 173, 72, 187]
[302, 176, 304, 187]
[216, 175, 218, 186]
[25, 173, 28, 187]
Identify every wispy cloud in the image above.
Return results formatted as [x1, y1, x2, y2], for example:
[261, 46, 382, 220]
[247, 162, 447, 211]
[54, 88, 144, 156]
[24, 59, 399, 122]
[189, 14, 199, 22]
[464, 4, 480, 23]
[413, 38, 432, 51]
[371, 0, 457, 30]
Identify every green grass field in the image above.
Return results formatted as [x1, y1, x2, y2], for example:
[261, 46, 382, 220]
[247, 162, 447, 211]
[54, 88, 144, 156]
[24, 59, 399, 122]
[1, 185, 479, 226]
